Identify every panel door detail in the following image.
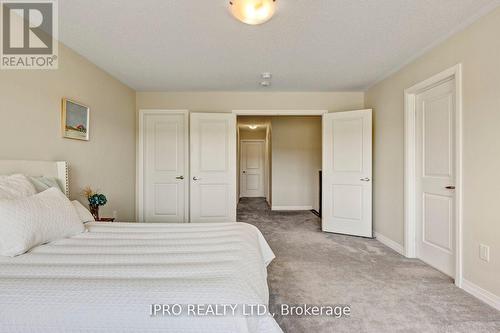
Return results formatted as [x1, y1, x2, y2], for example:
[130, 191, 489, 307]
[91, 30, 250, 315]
[240, 141, 265, 197]
[190, 113, 237, 222]
[142, 112, 187, 223]
[322, 109, 373, 237]
[416, 79, 456, 277]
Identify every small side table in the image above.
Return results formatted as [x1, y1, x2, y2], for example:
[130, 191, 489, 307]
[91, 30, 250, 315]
[95, 218, 115, 222]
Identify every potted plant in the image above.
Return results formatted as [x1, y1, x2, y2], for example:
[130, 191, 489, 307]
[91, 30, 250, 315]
[82, 186, 107, 220]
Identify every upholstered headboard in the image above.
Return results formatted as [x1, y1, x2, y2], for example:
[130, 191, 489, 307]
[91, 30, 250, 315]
[0, 160, 69, 197]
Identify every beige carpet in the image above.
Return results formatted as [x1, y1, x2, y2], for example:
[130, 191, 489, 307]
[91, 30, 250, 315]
[237, 198, 500, 333]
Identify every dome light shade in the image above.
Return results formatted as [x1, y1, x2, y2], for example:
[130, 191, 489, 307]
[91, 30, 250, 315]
[229, 0, 277, 25]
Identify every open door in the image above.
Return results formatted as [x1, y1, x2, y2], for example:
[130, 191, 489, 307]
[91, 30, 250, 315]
[322, 109, 372, 237]
[190, 113, 237, 222]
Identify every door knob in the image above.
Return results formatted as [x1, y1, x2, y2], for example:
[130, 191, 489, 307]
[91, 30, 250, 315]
[360, 177, 371, 182]
[176, 176, 184, 180]
[193, 176, 200, 181]
[445, 185, 456, 190]
[242, 171, 246, 174]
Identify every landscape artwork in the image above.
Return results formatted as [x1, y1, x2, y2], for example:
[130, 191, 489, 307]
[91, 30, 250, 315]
[62, 98, 90, 141]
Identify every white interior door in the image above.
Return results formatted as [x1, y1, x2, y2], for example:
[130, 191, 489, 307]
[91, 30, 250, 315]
[416, 79, 456, 277]
[322, 109, 372, 237]
[240, 140, 265, 198]
[140, 111, 188, 223]
[190, 113, 237, 222]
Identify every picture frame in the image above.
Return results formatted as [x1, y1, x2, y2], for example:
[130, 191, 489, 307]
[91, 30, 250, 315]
[61, 98, 90, 141]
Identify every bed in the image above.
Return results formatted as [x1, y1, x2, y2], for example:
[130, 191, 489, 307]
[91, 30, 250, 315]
[0, 160, 282, 333]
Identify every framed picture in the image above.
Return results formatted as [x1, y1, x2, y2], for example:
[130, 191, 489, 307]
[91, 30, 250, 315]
[61, 98, 90, 141]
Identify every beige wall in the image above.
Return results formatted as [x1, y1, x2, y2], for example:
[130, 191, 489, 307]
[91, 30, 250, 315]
[136, 92, 364, 112]
[271, 117, 322, 210]
[239, 129, 267, 140]
[0, 43, 136, 220]
[366, 7, 500, 297]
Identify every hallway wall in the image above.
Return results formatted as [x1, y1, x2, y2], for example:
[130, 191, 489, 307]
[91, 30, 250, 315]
[271, 117, 322, 211]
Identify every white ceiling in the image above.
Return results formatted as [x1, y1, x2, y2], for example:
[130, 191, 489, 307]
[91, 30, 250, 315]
[59, 0, 500, 91]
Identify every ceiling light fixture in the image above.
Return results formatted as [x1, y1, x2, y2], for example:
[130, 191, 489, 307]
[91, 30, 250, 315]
[229, 0, 277, 25]
[248, 125, 258, 130]
[260, 81, 271, 87]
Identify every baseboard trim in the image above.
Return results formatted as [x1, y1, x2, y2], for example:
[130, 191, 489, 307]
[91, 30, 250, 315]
[272, 205, 313, 211]
[375, 232, 405, 255]
[461, 278, 500, 310]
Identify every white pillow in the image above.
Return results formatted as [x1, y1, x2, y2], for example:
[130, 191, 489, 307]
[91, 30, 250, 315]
[0, 187, 84, 257]
[0, 174, 36, 200]
[72, 200, 95, 223]
[28, 176, 63, 193]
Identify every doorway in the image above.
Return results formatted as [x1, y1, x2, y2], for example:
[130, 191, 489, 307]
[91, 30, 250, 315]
[235, 110, 373, 238]
[240, 140, 266, 198]
[237, 117, 271, 205]
[237, 115, 323, 211]
[404, 64, 463, 282]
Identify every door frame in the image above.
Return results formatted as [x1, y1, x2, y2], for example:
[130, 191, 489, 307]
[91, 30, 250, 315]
[234, 110, 328, 206]
[239, 139, 266, 198]
[404, 64, 463, 286]
[136, 109, 190, 222]
[233, 110, 328, 116]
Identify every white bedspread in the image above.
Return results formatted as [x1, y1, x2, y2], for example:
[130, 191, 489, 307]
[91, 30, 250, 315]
[0, 222, 282, 333]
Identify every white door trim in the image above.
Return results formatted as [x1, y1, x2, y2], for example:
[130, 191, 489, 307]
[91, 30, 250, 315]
[233, 110, 328, 116]
[239, 139, 266, 198]
[136, 109, 190, 222]
[404, 64, 463, 287]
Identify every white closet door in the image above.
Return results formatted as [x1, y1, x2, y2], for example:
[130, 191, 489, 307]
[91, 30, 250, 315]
[140, 111, 188, 223]
[190, 113, 237, 222]
[322, 109, 373, 237]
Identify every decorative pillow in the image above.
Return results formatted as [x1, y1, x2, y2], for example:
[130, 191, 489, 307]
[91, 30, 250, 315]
[28, 176, 63, 193]
[0, 174, 37, 200]
[72, 200, 95, 223]
[0, 187, 84, 257]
